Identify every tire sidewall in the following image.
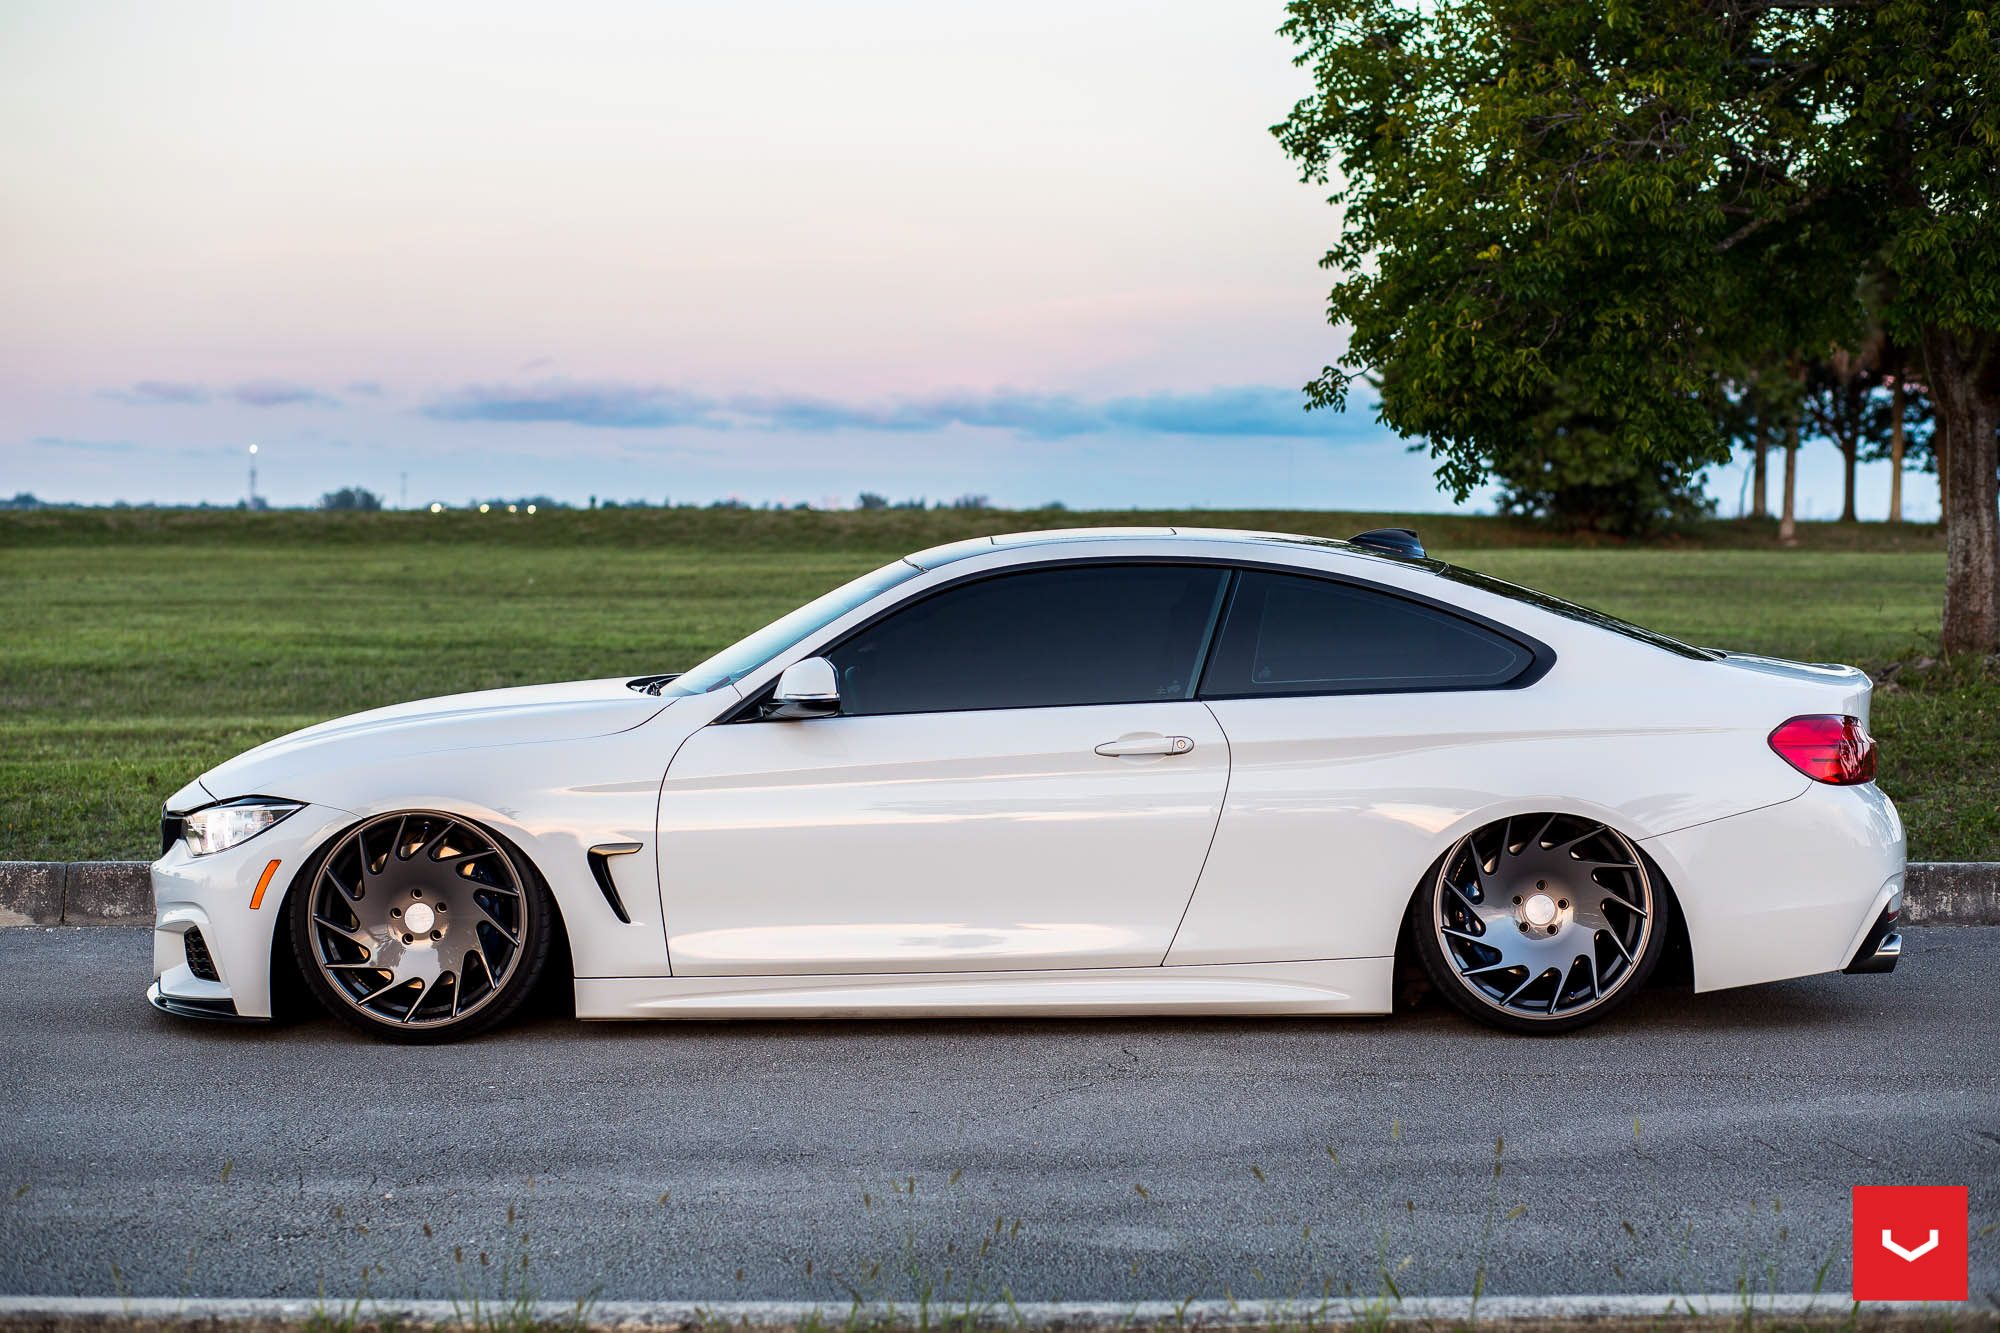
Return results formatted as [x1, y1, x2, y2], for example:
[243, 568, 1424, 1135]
[1408, 834, 1672, 1036]
[286, 814, 555, 1044]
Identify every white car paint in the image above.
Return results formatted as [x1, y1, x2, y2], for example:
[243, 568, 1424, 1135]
[149, 527, 1905, 1024]
[657, 700, 1229, 974]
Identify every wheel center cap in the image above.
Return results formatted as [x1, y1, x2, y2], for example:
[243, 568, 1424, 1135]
[404, 902, 436, 935]
[1523, 893, 1558, 927]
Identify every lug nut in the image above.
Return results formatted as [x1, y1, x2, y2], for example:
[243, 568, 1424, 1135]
[402, 933, 413, 944]
[1536, 880, 1545, 890]
[1558, 899, 1568, 909]
[1512, 895, 1521, 905]
[430, 930, 442, 941]
[434, 901, 446, 912]
[390, 907, 401, 919]
[411, 888, 423, 898]
[1547, 925, 1558, 934]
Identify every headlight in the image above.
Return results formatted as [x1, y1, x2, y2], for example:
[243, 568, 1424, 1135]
[183, 798, 303, 857]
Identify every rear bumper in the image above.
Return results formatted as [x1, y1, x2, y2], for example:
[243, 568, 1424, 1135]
[1641, 781, 1904, 993]
[1843, 903, 1903, 974]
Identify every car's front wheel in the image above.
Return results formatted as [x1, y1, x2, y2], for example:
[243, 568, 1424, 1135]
[1411, 812, 1668, 1034]
[289, 811, 554, 1042]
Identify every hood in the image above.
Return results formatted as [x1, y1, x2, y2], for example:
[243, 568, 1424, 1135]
[197, 677, 675, 801]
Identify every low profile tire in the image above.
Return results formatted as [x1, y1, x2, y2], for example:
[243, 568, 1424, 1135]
[1411, 813, 1668, 1035]
[289, 811, 554, 1043]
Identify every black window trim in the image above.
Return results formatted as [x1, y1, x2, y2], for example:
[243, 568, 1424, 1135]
[1195, 566, 1554, 701]
[718, 555, 1555, 723]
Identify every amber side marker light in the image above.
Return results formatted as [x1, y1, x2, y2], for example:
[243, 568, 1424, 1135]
[1768, 714, 1877, 785]
[250, 858, 281, 910]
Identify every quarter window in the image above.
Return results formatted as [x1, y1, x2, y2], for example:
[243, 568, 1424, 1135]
[829, 564, 1228, 715]
[1200, 570, 1534, 697]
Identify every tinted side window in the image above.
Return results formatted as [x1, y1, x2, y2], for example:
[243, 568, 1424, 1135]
[830, 565, 1228, 715]
[1200, 571, 1533, 697]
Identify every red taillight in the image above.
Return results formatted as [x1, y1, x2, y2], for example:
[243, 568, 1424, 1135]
[1768, 714, 1877, 785]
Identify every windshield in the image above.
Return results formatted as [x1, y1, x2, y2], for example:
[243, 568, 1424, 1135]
[660, 559, 924, 696]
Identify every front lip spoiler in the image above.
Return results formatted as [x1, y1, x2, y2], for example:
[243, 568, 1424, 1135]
[146, 981, 266, 1024]
[1843, 905, 1903, 974]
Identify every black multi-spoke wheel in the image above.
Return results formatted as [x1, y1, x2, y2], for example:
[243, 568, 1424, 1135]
[1412, 813, 1668, 1034]
[289, 812, 553, 1042]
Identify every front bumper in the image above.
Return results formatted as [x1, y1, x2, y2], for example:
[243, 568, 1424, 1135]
[145, 980, 261, 1023]
[149, 801, 351, 1020]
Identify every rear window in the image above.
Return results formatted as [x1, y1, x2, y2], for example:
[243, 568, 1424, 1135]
[1435, 566, 1717, 662]
[1199, 570, 1537, 697]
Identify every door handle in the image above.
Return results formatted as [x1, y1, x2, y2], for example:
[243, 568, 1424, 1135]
[1094, 735, 1194, 757]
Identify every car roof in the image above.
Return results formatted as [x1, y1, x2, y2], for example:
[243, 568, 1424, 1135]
[903, 526, 1421, 572]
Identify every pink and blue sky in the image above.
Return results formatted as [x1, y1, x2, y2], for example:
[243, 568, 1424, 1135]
[2, 1, 1930, 516]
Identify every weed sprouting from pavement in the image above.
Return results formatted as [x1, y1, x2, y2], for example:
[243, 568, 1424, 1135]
[173, 1157, 234, 1306]
[798, 1166, 1028, 1326]
[440, 1175, 599, 1333]
[1619, 1114, 1847, 1320]
[301, 1280, 372, 1333]
[76, 1113, 1961, 1321]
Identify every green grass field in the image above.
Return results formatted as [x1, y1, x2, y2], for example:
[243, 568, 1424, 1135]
[3, 507, 1994, 862]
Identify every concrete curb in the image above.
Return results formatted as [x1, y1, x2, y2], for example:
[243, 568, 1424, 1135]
[3, 859, 1998, 928]
[0, 1294, 1992, 1326]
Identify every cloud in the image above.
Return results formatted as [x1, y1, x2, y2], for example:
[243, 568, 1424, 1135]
[424, 383, 723, 428]
[104, 379, 340, 407]
[343, 380, 385, 397]
[422, 381, 1351, 439]
[1103, 386, 1342, 437]
[230, 379, 336, 407]
[106, 380, 209, 405]
[34, 436, 140, 452]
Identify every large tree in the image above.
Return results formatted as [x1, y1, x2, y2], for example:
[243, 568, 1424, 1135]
[1277, 0, 2000, 651]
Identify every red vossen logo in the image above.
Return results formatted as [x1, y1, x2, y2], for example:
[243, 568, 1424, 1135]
[1851, 1186, 1968, 1301]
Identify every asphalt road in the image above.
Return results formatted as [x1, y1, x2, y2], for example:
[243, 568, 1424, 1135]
[2, 927, 1995, 1306]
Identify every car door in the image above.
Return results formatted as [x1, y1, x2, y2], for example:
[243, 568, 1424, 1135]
[656, 562, 1233, 976]
[1165, 567, 1549, 967]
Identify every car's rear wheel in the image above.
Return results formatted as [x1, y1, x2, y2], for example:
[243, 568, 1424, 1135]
[1412, 812, 1667, 1034]
[289, 811, 553, 1043]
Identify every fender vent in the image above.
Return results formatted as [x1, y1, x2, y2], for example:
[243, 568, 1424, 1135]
[183, 927, 219, 981]
[587, 843, 643, 923]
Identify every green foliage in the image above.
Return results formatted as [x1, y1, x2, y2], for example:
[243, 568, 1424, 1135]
[1275, 0, 1861, 499]
[1491, 423, 1715, 536]
[1273, 0, 2000, 512]
[319, 487, 383, 511]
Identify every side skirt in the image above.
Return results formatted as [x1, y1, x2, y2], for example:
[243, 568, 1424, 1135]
[573, 958, 1393, 1020]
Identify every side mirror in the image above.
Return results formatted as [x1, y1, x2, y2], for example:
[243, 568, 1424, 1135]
[762, 656, 840, 720]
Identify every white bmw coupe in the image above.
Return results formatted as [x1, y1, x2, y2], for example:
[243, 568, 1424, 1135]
[149, 526, 1905, 1042]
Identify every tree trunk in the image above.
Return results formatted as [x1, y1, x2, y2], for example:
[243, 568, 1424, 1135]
[1936, 420, 1949, 519]
[1778, 418, 1799, 546]
[1752, 433, 1768, 519]
[1841, 433, 1858, 523]
[1888, 379, 1905, 523]
[1923, 326, 2000, 655]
